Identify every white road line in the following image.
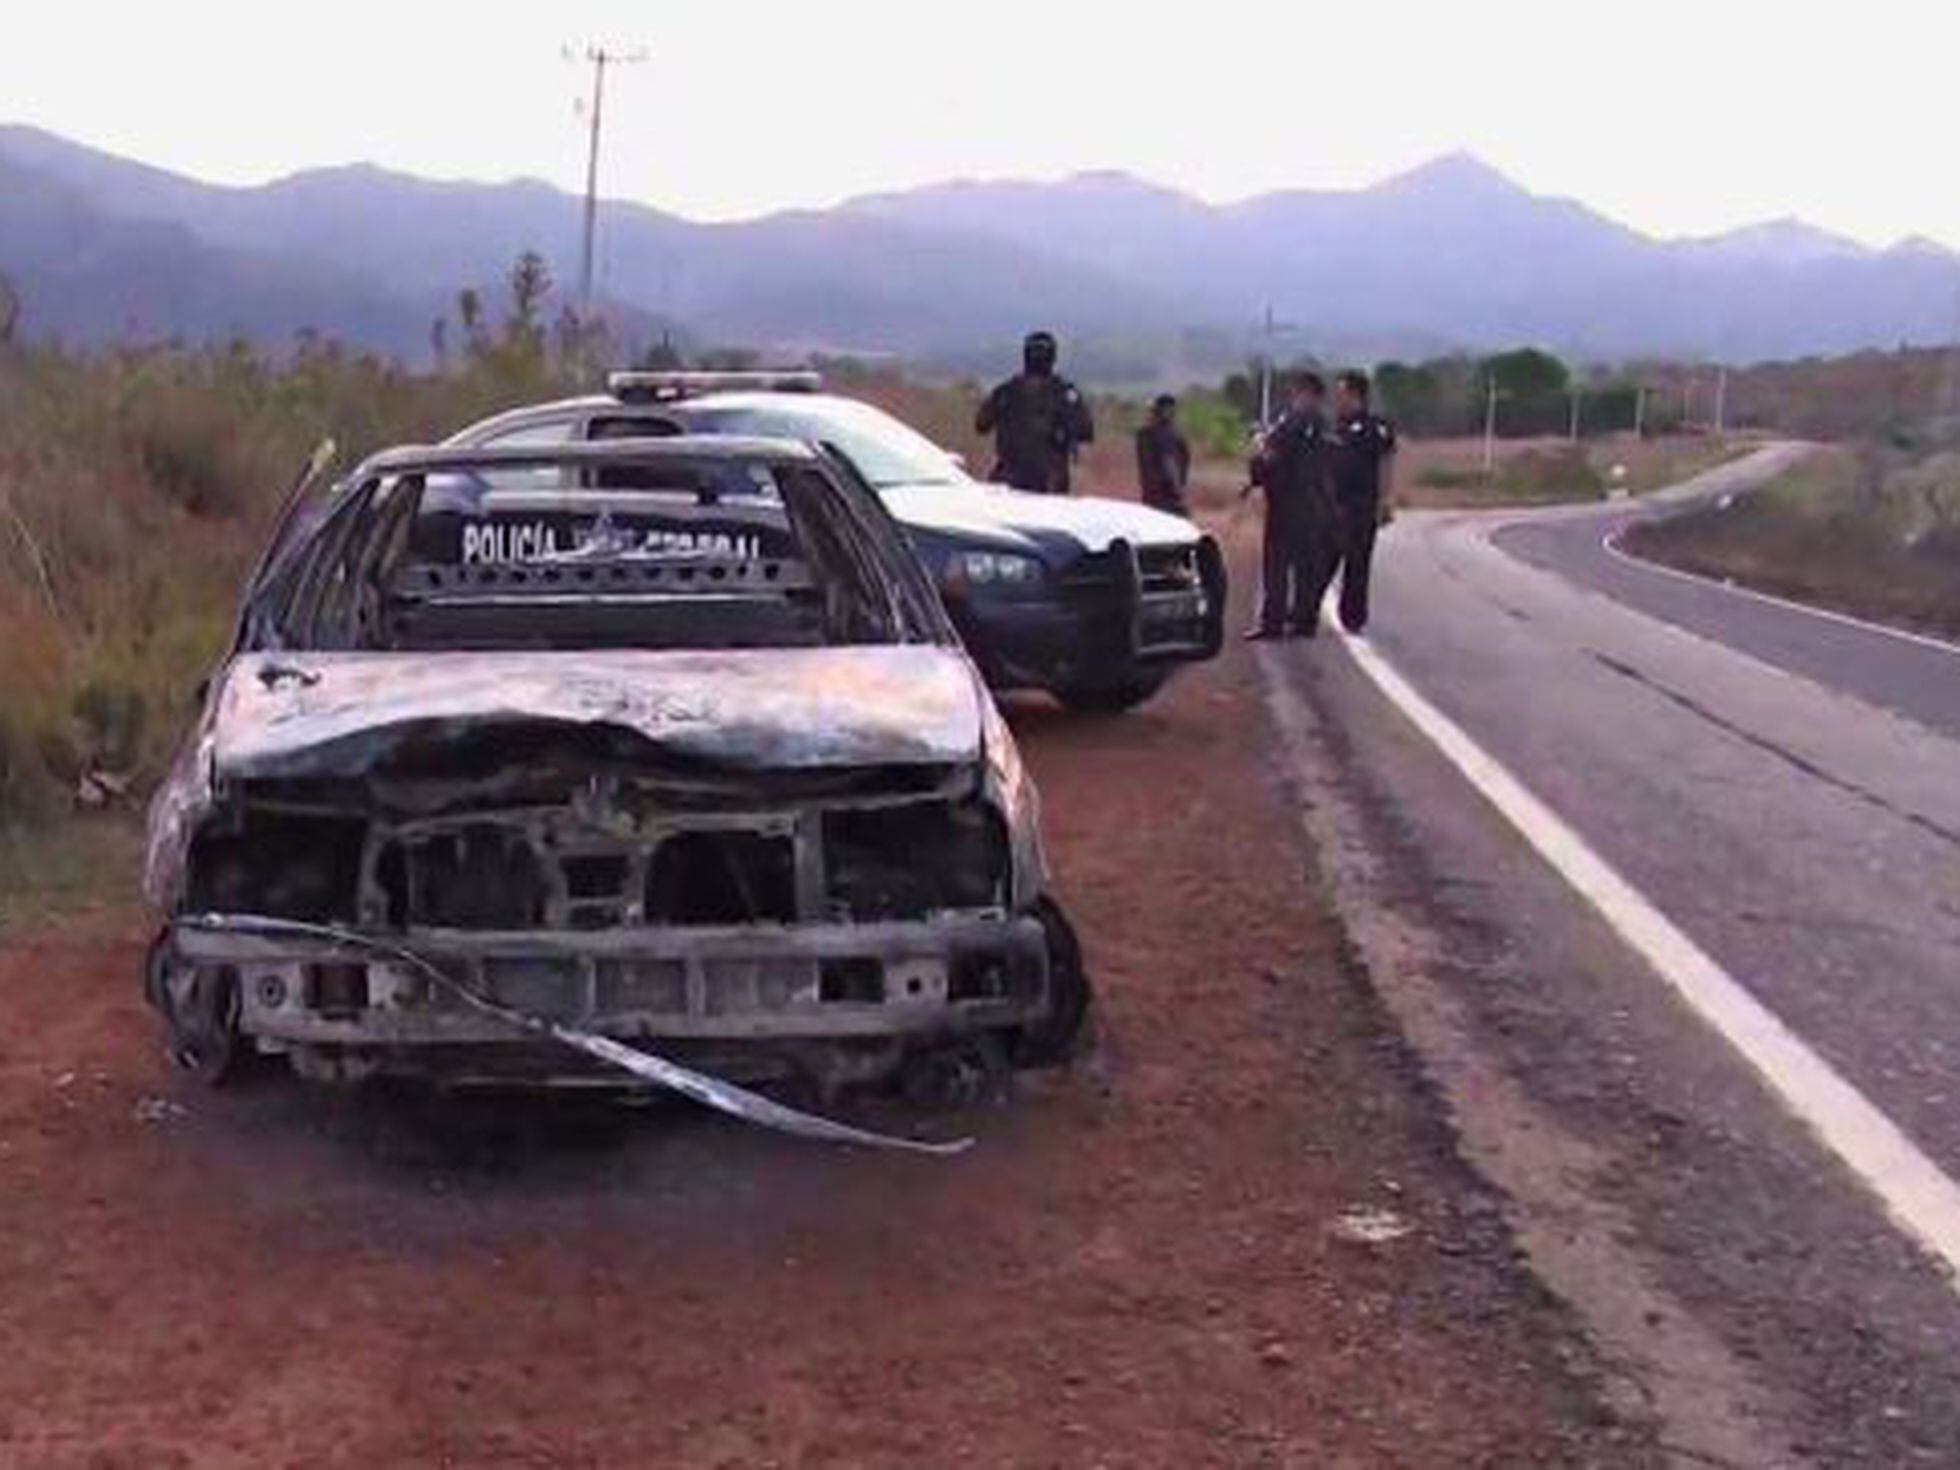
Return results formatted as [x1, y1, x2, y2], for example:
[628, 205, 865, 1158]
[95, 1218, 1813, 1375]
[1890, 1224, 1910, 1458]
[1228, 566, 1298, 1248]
[1600, 528, 1960, 658]
[1307, 627, 1960, 1289]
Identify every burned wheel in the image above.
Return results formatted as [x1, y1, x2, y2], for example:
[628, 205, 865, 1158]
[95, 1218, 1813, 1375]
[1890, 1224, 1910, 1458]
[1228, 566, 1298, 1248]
[144, 933, 246, 1086]
[1013, 897, 1092, 1067]
[899, 1033, 1011, 1110]
[1056, 673, 1167, 715]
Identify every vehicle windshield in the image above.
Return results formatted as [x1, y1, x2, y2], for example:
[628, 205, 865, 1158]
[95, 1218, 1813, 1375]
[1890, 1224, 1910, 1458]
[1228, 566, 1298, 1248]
[251, 452, 943, 655]
[689, 400, 970, 490]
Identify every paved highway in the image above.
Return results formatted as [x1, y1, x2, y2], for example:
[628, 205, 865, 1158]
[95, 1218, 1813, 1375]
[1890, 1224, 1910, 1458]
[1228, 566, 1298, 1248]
[1371, 448, 1960, 1170]
[1262, 446, 1960, 1465]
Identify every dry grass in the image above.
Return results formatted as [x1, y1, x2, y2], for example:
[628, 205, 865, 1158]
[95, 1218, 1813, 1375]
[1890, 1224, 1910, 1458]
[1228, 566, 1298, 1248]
[0, 816, 142, 934]
[1624, 445, 1960, 640]
[1394, 434, 1749, 510]
[0, 339, 580, 836]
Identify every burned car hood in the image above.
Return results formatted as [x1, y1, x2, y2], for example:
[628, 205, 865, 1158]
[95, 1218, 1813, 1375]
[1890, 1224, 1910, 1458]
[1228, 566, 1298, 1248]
[882, 482, 1200, 558]
[208, 647, 986, 780]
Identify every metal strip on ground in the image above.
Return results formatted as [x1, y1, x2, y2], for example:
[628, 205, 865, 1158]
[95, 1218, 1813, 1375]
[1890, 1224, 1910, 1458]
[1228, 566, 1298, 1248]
[1301, 632, 1960, 1289]
[181, 913, 972, 1157]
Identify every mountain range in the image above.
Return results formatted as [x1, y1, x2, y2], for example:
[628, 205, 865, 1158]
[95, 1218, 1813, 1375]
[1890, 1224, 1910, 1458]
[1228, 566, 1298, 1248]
[1, 124, 1955, 378]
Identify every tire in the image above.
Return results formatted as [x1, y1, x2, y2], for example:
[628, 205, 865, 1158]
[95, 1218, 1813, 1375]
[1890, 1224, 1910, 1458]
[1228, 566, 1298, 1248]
[1014, 897, 1093, 1067]
[1056, 672, 1167, 715]
[145, 933, 249, 1087]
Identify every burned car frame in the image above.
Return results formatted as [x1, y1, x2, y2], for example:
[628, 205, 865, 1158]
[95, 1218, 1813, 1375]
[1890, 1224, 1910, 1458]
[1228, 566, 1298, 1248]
[144, 437, 1088, 1127]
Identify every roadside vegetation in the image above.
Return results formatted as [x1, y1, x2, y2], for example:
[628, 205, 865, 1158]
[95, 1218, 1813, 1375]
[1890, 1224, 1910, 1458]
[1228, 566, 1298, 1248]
[0, 254, 593, 880]
[2, 246, 1947, 913]
[1624, 442, 1960, 641]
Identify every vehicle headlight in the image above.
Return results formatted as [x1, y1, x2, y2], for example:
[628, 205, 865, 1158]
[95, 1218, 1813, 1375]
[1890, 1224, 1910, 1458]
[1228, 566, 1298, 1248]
[943, 550, 1045, 595]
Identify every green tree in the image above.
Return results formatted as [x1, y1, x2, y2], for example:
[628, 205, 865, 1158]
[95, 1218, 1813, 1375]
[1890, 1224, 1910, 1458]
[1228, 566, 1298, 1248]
[1376, 360, 1441, 434]
[456, 288, 484, 352]
[508, 251, 552, 333]
[1480, 347, 1570, 400]
[638, 335, 685, 371]
[1, 272, 22, 345]
[1479, 348, 1572, 437]
[1221, 366, 1261, 422]
[479, 251, 554, 391]
[694, 346, 760, 372]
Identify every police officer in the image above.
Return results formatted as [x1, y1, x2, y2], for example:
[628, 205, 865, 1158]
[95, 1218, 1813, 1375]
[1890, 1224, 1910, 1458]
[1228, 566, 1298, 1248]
[1135, 393, 1192, 516]
[975, 330, 1095, 494]
[1245, 372, 1333, 640]
[1312, 369, 1399, 634]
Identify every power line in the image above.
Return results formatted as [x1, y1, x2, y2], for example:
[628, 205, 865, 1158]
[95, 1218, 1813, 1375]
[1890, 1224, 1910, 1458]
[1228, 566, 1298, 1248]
[571, 43, 648, 322]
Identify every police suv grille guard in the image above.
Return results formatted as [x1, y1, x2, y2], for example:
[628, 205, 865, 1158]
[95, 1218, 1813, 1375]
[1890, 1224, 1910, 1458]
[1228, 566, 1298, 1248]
[1054, 542, 1199, 659]
[177, 913, 974, 1156]
[1090, 539, 1224, 658]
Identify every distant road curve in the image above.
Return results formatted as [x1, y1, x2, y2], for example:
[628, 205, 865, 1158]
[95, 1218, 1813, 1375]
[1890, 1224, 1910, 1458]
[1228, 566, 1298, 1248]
[1492, 445, 1960, 740]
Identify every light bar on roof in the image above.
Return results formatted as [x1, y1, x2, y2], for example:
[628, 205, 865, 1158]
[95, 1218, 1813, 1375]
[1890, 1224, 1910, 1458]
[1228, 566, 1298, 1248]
[607, 370, 823, 402]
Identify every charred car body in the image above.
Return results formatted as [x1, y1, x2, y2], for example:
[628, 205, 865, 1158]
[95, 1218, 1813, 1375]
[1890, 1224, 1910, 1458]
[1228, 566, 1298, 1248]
[445, 374, 1228, 712]
[145, 438, 1087, 1105]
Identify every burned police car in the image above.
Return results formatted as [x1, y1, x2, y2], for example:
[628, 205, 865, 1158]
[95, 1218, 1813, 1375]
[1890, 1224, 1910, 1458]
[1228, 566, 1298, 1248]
[143, 436, 1087, 1141]
[446, 373, 1227, 712]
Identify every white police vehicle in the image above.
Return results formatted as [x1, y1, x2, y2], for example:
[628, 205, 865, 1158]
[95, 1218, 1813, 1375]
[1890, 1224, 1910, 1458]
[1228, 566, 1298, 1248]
[445, 373, 1227, 712]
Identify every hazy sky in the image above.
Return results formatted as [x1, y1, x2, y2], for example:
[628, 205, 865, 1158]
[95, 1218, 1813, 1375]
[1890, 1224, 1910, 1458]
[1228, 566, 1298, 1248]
[4, 0, 1953, 248]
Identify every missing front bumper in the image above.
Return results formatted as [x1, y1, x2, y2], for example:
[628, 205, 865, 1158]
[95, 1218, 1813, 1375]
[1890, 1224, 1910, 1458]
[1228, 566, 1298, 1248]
[167, 912, 1051, 1049]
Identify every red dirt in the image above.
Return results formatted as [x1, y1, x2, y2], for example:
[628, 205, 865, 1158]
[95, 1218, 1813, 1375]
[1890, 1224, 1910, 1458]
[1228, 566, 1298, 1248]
[0, 617, 1635, 1467]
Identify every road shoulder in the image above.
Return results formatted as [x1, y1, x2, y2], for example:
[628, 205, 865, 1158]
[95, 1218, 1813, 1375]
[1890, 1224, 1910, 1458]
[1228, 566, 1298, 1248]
[1261, 635, 1960, 1467]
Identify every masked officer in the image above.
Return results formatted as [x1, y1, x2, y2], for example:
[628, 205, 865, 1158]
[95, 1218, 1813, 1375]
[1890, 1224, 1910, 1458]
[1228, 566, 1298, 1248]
[1311, 369, 1399, 634]
[1244, 372, 1333, 640]
[1135, 393, 1192, 516]
[976, 330, 1095, 494]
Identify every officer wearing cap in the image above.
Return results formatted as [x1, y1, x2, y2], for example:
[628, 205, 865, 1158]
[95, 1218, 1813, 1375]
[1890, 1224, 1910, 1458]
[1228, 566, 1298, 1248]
[1245, 372, 1333, 640]
[1312, 369, 1399, 634]
[976, 330, 1096, 495]
[1135, 394, 1192, 516]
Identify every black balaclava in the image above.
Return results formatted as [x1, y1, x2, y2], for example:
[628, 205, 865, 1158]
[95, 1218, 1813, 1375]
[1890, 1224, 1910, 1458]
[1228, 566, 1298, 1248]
[1023, 331, 1058, 376]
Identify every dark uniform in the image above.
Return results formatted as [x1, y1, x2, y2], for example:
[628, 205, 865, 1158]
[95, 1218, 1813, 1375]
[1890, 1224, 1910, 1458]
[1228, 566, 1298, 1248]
[976, 334, 1095, 495]
[1250, 406, 1334, 636]
[1311, 410, 1398, 633]
[1135, 410, 1191, 516]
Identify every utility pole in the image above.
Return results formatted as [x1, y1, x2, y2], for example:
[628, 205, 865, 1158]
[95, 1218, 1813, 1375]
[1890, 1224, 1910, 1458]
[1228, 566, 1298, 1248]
[1633, 384, 1647, 439]
[1259, 305, 1275, 426]
[1713, 365, 1728, 435]
[573, 43, 647, 322]
[1482, 377, 1500, 473]
[1944, 280, 1960, 417]
[1256, 304, 1302, 428]
[1568, 385, 1583, 442]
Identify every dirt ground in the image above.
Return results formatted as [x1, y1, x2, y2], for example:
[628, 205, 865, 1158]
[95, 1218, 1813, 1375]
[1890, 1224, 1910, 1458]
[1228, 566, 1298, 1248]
[0, 570, 1645, 1467]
